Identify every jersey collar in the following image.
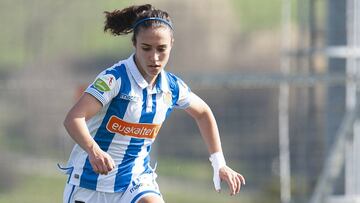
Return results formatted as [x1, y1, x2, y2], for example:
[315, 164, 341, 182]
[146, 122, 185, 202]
[126, 53, 170, 93]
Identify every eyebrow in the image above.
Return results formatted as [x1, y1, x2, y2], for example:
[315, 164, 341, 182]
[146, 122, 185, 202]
[140, 43, 167, 47]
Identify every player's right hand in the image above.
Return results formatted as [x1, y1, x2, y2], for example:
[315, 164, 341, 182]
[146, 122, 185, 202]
[88, 144, 115, 175]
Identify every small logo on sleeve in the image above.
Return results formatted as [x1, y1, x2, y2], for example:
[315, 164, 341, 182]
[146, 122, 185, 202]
[94, 74, 116, 92]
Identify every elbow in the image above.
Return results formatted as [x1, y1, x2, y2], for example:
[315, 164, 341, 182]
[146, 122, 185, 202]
[203, 104, 213, 119]
[185, 94, 214, 121]
[63, 117, 68, 129]
[195, 103, 213, 121]
[63, 113, 73, 130]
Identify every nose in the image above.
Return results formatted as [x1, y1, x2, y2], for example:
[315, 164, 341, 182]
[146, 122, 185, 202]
[150, 50, 160, 62]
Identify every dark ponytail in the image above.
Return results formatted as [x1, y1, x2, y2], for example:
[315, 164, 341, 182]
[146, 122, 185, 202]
[104, 4, 173, 42]
[104, 4, 152, 35]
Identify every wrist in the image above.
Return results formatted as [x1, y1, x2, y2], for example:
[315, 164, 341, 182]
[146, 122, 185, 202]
[85, 142, 100, 156]
[209, 151, 226, 170]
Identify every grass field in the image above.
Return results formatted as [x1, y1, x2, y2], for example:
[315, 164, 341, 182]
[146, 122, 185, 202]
[0, 173, 252, 203]
[0, 158, 254, 203]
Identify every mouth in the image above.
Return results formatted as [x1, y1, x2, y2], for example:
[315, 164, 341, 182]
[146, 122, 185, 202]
[147, 64, 162, 75]
[148, 64, 161, 68]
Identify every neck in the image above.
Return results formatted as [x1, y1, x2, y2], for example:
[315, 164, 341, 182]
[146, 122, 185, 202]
[146, 76, 157, 88]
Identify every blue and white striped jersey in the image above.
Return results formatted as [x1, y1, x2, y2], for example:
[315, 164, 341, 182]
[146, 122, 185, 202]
[64, 54, 191, 193]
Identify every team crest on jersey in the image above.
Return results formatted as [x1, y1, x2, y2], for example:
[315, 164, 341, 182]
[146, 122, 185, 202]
[94, 74, 116, 92]
[163, 92, 172, 106]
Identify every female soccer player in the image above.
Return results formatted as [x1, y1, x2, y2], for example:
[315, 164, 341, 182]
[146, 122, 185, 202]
[61, 4, 245, 203]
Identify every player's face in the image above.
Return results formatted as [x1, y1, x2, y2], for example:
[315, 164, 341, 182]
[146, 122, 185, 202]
[134, 26, 173, 83]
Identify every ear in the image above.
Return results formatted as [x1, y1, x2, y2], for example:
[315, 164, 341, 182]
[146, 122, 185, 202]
[132, 34, 137, 47]
[170, 38, 174, 47]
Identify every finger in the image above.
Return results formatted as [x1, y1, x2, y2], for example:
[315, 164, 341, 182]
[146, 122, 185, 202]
[213, 173, 221, 192]
[234, 175, 241, 194]
[225, 176, 236, 195]
[91, 162, 100, 174]
[238, 174, 246, 185]
[231, 176, 238, 195]
[110, 157, 115, 169]
[95, 164, 103, 174]
[105, 158, 114, 172]
[102, 153, 115, 172]
[94, 159, 107, 175]
[109, 156, 115, 170]
[99, 163, 108, 175]
[106, 163, 113, 171]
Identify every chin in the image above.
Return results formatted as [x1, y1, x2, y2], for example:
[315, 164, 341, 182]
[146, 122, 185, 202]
[149, 70, 161, 76]
[152, 72, 161, 77]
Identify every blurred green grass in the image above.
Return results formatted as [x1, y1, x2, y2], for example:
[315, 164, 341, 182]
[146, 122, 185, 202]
[0, 158, 252, 203]
[157, 157, 212, 181]
[230, 0, 283, 31]
[0, 173, 65, 203]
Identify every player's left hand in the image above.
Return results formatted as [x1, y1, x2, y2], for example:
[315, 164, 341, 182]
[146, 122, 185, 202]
[219, 166, 245, 195]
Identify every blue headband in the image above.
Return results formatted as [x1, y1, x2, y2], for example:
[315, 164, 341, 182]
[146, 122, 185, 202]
[133, 17, 173, 30]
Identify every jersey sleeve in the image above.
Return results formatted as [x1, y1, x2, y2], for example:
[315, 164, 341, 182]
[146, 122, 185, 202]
[174, 78, 192, 109]
[85, 68, 121, 106]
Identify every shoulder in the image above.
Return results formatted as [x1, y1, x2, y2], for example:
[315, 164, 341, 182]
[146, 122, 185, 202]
[163, 71, 191, 96]
[164, 71, 185, 88]
[92, 62, 127, 92]
[103, 61, 128, 80]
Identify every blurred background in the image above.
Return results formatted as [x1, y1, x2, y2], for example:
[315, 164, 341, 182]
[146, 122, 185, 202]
[0, 0, 359, 202]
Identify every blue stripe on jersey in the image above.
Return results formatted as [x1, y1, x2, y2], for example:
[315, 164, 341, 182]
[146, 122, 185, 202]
[114, 138, 145, 192]
[87, 65, 123, 96]
[141, 94, 157, 172]
[79, 64, 130, 190]
[165, 72, 180, 118]
[114, 89, 157, 192]
[155, 74, 162, 92]
[105, 64, 123, 80]
[67, 184, 76, 203]
[143, 145, 152, 173]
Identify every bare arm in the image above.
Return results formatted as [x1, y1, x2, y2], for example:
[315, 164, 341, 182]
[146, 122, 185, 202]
[184, 93, 222, 154]
[63, 93, 115, 175]
[185, 92, 245, 195]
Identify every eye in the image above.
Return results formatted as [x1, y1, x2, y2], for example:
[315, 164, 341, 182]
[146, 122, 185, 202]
[141, 47, 151, 51]
[157, 47, 167, 52]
